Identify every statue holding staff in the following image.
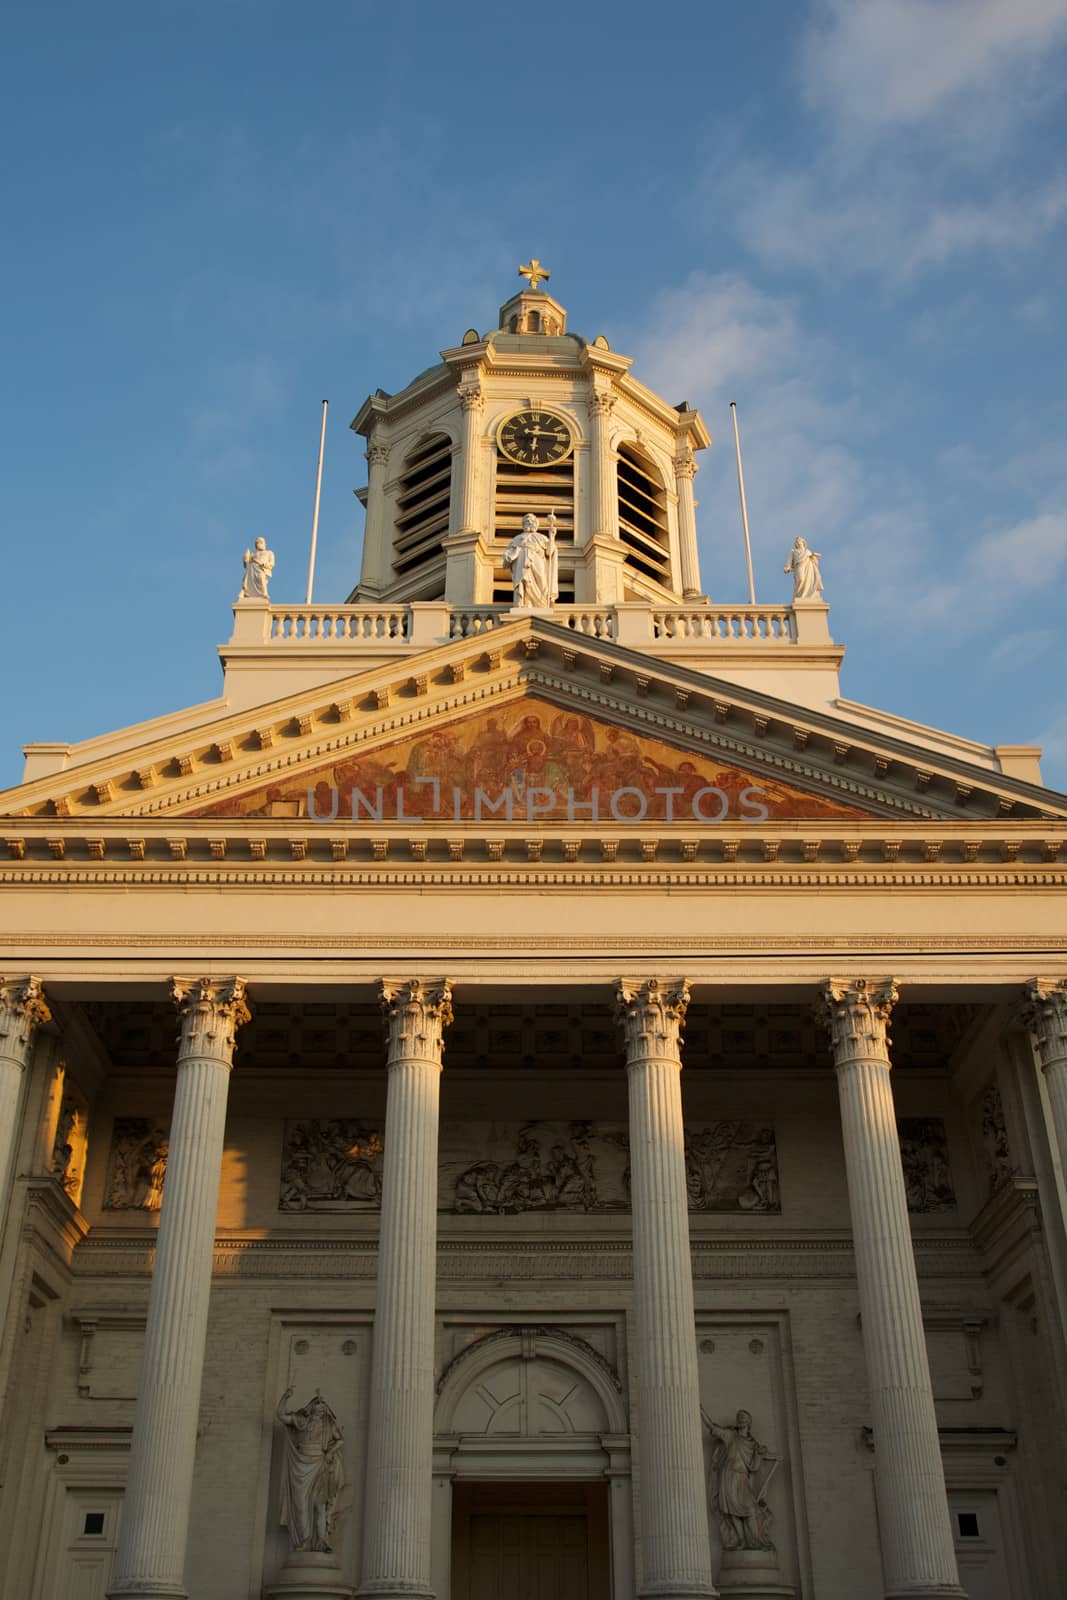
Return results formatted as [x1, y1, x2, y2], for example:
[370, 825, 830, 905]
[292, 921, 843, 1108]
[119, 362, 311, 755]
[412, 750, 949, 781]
[705, 1407, 776, 1552]
[505, 511, 559, 608]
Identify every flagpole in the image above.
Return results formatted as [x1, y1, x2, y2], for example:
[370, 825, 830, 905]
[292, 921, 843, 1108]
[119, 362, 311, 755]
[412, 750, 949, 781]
[730, 401, 757, 605]
[305, 399, 328, 605]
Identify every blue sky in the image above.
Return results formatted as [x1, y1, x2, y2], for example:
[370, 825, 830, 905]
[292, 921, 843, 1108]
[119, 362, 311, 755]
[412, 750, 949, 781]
[3, 0, 1066, 790]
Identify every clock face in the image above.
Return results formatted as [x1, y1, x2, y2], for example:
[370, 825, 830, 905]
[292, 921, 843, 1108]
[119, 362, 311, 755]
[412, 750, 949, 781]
[497, 408, 573, 467]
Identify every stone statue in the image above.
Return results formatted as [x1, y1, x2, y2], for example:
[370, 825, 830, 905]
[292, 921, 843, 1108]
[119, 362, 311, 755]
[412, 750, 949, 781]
[783, 536, 823, 601]
[240, 536, 275, 600]
[275, 1387, 346, 1553]
[706, 1408, 775, 1552]
[505, 511, 559, 608]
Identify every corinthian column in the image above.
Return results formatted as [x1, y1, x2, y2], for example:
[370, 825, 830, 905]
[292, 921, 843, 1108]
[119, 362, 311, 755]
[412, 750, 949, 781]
[455, 376, 484, 533]
[358, 980, 452, 1600]
[820, 980, 963, 1600]
[588, 388, 617, 541]
[674, 451, 702, 598]
[616, 980, 717, 1600]
[1024, 979, 1067, 1173]
[0, 977, 50, 1222]
[108, 978, 250, 1600]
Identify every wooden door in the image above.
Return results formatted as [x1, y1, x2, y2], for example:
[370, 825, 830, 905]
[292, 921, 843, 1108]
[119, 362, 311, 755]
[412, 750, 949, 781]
[454, 1482, 610, 1600]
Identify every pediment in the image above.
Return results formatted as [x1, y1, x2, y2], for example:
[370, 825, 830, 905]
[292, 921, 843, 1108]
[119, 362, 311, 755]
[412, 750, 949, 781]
[187, 694, 869, 824]
[2, 614, 1062, 827]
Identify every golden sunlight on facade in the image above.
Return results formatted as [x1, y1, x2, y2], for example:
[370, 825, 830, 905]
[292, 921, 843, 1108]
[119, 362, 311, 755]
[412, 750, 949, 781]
[0, 270, 1065, 1600]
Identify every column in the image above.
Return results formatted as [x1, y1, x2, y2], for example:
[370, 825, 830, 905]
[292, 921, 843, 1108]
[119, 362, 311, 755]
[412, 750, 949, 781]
[588, 388, 617, 541]
[108, 978, 249, 1600]
[359, 980, 452, 1600]
[455, 376, 484, 533]
[674, 451, 702, 598]
[1024, 978, 1067, 1169]
[0, 977, 50, 1222]
[364, 439, 392, 597]
[820, 980, 963, 1600]
[616, 979, 717, 1600]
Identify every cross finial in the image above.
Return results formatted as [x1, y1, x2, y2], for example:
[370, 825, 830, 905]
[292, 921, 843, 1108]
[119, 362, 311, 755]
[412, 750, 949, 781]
[518, 257, 551, 291]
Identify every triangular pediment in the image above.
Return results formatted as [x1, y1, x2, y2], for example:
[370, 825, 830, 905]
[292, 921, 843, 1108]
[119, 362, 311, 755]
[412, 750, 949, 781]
[187, 694, 869, 824]
[2, 614, 1062, 827]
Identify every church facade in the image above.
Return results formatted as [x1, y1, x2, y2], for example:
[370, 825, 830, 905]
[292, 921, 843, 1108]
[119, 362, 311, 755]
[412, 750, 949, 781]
[1, 271, 1066, 1600]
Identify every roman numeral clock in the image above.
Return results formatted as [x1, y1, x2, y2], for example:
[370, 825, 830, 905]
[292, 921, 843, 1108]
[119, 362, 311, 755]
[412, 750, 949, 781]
[496, 408, 574, 467]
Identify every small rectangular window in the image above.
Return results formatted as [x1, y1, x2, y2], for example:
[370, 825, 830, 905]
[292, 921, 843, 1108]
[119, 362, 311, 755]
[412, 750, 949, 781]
[83, 1512, 106, 1536]
[956, 1511, 980, 1539]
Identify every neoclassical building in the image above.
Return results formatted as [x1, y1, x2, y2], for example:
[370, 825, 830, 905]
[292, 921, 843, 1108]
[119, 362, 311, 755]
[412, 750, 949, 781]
[1, 269, 1065, 1600]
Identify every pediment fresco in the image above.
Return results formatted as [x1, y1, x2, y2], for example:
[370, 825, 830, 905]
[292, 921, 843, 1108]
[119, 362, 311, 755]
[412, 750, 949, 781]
[188, 696, 869, 823]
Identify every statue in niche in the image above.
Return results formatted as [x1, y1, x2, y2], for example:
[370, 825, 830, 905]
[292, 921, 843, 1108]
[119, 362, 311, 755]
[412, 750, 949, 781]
[240, 535, 275, 600]
[980, 1084, 1014, 1194]
[783, 535, 823, 601]
[279, 1119, 383, 1211]
[103, 1119, 169, 1211]
[505, 510, 559, 607]
[275, 1388, 345, 1553]
[897, 1117, 956, 1212]
[705, 1408, 776, 1553]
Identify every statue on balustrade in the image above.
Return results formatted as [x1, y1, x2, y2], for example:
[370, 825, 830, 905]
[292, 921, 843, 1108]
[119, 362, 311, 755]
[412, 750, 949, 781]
[783, 536, 823, 601]
[240, 536, 275, 600]
[506, 510, 559, 607]
[705, 1407, 776, 1553]
[275, 1387, 346, 1553]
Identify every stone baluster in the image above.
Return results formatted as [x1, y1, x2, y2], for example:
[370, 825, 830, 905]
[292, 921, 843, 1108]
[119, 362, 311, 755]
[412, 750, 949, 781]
[358, 980, 453, 1600]
[456, 377, 484, 533]
[588, 388, 617, 541]
[0, 977, 50, 1222]
[1024, 978, 1067, 1172]
[674, 450, 702, 598]
[108, 978, 250, 1600]
[616, 979, 717, 1600]
[820, 980, 963, 1600]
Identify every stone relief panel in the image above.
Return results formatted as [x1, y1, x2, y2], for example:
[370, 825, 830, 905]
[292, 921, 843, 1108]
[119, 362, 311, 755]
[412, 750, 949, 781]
[897, 1117, 956, 1212]
[978, 1083, 1015, 1195]
[52, 1093, 88, 1206]
[103, 1118, 169, 1211]
[279, 1120, 384, 1211]
[278, 1118, 781, 1214]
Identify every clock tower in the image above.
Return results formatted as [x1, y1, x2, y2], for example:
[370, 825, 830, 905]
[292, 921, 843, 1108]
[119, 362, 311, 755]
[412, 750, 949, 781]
[349, 262, 710, 608]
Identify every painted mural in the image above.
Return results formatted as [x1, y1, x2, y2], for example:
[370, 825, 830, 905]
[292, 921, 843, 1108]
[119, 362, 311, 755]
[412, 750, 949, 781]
[191, 698, 867, 822]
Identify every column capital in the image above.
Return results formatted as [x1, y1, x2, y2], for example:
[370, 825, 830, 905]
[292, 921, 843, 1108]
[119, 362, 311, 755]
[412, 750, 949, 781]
[0, 975, 51, 1049]
[819, 977, 899, 1061]
[1023, 977, 1067, 1067]
[170, 977, 250, 1060]
[674, 449, 697, 480]
[589, 388, 616, 419]
[365, 441, 390, 469]
[615, 977, 690, 1058]
[379, 979, 453, 1062]
[457, 378, 484, 414]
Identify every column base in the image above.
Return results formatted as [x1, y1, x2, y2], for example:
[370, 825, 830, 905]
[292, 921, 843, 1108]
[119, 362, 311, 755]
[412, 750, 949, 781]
[107, 1586, 187, 1600]
[885, 1589, 967, 1600]
[356, 1588, 433, 1599]
[639, 1586, 719, 1599]
[266, 1550, 354, 1600]
[717, 1546, 796, 1598]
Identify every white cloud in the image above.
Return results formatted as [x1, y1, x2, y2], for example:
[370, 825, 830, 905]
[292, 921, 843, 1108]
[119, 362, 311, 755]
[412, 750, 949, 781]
[910, 510, 1067, 623]
[800, 0, 1067, 133]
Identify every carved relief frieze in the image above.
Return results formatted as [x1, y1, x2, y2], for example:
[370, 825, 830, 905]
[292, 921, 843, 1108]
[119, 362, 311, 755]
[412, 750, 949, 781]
[277, 1117, 780, 1214]
[103, 1118, 169, 1211]
[897, 1117, 956, 1212]
[978, 1083, 1015, 1194]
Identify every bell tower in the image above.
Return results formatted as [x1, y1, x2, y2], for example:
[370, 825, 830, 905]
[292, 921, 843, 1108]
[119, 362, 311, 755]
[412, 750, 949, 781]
[349, 262, 710, 606]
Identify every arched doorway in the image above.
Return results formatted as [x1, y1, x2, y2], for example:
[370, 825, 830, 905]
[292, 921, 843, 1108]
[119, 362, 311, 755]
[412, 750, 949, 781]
[432, 1327, 632, 1599]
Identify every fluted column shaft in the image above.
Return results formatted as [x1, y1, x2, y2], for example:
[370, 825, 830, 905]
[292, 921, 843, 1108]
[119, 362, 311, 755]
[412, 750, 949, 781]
[0, 977, 50, 1224]
[821, 980, 963, 1600]
[674, 452, 702, 598]
[1025, 978, 1067, 1174]
[617, 980, 717, 1600]
[359, 980, 452, 1600]
[456, 378, 484, 533]
[108, 978, 249, 1600]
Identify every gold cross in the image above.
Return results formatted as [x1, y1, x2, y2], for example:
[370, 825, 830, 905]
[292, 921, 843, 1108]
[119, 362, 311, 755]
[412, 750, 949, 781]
[518, 257, 551, 291]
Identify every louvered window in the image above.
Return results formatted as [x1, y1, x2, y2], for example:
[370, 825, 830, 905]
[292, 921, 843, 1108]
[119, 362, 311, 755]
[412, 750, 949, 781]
[617, 443, 670, 584]
[494, 453, 574, 547]
[393, 434, 452, 577]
